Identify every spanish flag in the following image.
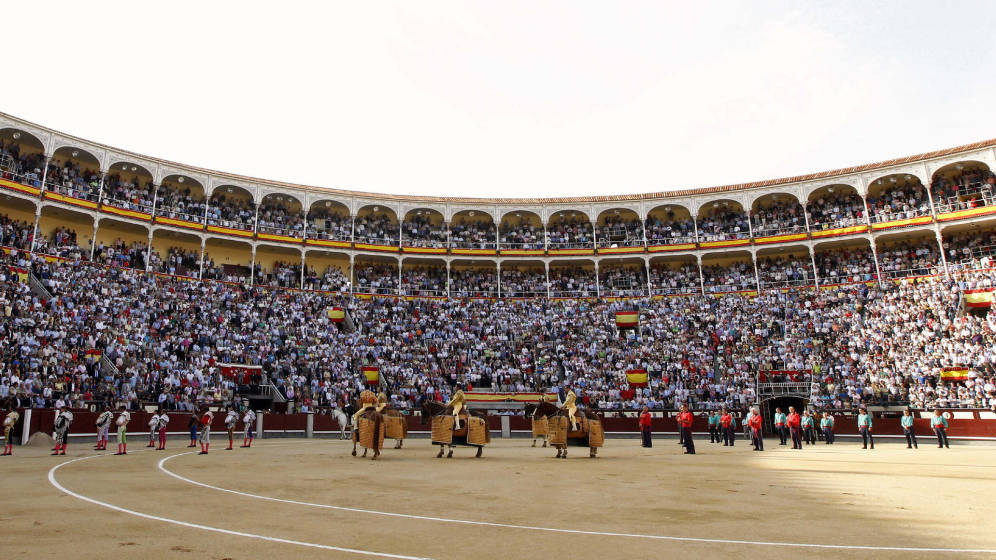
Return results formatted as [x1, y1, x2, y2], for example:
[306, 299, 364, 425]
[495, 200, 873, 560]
[85, 349, 102, 360]
[327, 307, 345, 323]
[362, 366, 380, 385]
[626, 368, 648, 387]
[940, 367, 969, 382]
[8, 266, 28, 283]
[616, 310, 639, 329]
[964, 289, 994, 308]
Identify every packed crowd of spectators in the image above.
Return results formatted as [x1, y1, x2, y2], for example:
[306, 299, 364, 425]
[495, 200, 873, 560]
[596, 216, 644, 248]
[156, 185, 208, 223]
[751, 200, 806, 236]
[645, 213, 696, 245]
[500, 219, 544, 250]
[257, 261, 301, 288]
[757, 255, 813, 288]
[931, 168, 996, 213]
[402, 214, 447, 248]
[698, 206, 750, 241]
[0, 142, 45, 189]
[547, 217, 593, 248]
[206, 195, 256, 230]
[702, 261, 755, 293]
[2, 242, 995, 415]
[354, 263, 398, 294]
[814, 245, 877, 285]
[649, 262, 699, 295]
[93, 239, 147, 271]
[0, 215, 34, 250]
[307, 207, 353, 241]
[549, 266, 597, 297]
[401, 266, 447, 296]
[353, 213, 399, 245]
[867, 180, 932, 223]
[304, 264, 350, 292]
[256, 200, 305, 237]
[449, 268, 497, 297]
[806, 189, 867, 229]
[944, 230, 996, 272]
[149, 246, 201, 277]
[599, 265, 647, 296]
[449, 219, 496, 250]
[876, 240, 941, 279]
[100, 172, 155, 213]
[500, 268, 547, 296]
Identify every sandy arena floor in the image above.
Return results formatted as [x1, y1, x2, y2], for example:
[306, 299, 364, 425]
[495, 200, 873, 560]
[0, 436, 993, 559]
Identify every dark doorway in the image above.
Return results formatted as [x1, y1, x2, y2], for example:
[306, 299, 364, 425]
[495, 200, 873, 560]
[761, 396, 807, 434]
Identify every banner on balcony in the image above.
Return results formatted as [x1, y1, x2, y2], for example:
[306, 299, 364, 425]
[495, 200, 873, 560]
[362, 366, 380, 385]
[615, 310, 639, 329]
[327, 306, 346, 322]
[964, 289, 994, 308]
[940, 367, 969, 382]
[626, 368, 648, 387]
[219, 363, 263, 384]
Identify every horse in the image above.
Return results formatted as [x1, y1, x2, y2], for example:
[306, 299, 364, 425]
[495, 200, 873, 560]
[378, 405, 408, 449]
[420, 400, 489, 458]
[351, 408, 385, 460]
[531, 401, 604, 458]
[523, 403, 549, 447]
[331, 407, 350, 440]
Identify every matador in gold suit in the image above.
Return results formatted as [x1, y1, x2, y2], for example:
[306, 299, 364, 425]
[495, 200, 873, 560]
[448, 389, 466, 429]
[564, 390, 579, 431]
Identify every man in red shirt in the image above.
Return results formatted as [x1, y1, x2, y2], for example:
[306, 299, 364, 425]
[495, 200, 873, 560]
[787, 406, 802, 449]
[748, 407, 764, 451]
[678, 404, 695, 455]
[639, 406, 652, 448]
[720, 408, 734, 446]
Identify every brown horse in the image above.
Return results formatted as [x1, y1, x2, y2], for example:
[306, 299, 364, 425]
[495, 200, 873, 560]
[420, 401, 489, 458]
[351, 408, 385, 460]
[523, 403, 549, 448]
[530, 401, 603, 458]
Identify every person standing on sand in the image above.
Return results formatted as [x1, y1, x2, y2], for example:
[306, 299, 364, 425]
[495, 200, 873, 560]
[901, 409, 918, 449]
[748, 406, 764, 451]
[930, 410, 950, 449]
[678, 404, 695, 455]
[857, 408, 874, 450]
[639, 406, 652, 448]
[820, 413, 834, 444]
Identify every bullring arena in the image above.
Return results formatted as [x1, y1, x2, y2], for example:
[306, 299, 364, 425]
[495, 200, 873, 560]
[4, 5, 996, 558]
[0, 436, 992, 560]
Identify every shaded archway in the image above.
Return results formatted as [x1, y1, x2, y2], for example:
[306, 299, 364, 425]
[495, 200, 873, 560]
[875, 231, 942, 280]
[202, 238, 252, 283]
[499, 210, 543, 251]
[450, 210, 496, 250]
[401, 257, 447, 296]
[353, 255, 399, 294]
[354, 205, 399, 246]
[103, 161, 155, 214]
[548, 259, 596, 297]
[500, 260, 546, 297]
[403, 208, 446, 249]
[47, 146, 102, 201]
[751, 193, 805, 237]
[547, 209, 593, 250]
[255, 244, 302, 288]
[257, 193, 305, 238]
[150, 228, 202, 277]
[701, 251, 755, 293]
[649, 255, 699, 295]
[36, 205, 92, 258]
[866, 173, 930, 224]
[599, 258, 647, 297]
[93, 217, 151, 270]
[157, 175, 207, 225]
[697, 200, 749, 242]
[806, 184, 866, 231]
[931, 161, 995, 213]
[814, 239, 876, 285]
[596, 208, 644, 248]
[449, 259, 498, 297]
[0, 128, 45, 187]
[303, 249, 350, 292]
[307, 199, 351, 242]
[208, 185, 256, 232]
[0, 195, 37, 250]
[941, 220, 996, 272]
[756, 246, 813, 290]
[646, 204, 696, 247]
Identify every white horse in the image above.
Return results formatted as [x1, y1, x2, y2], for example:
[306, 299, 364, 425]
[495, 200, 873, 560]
[331, 407, 350, 440]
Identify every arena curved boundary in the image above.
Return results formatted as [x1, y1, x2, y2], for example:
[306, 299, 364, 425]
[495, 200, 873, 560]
[47, 452, 431, 560]
[155, 450, 996, 555]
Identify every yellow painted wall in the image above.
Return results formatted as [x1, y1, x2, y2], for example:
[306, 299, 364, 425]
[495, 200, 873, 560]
[304, 252, 349, 275]
[151, 231, 202, 257]
[256, 246, 301, 269]
[38, 211, 94, 248]
[204, 240, 251, 267]
[95, 222, 150, 247]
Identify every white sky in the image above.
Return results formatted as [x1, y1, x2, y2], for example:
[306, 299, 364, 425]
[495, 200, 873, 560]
[3, 1, 995, 198]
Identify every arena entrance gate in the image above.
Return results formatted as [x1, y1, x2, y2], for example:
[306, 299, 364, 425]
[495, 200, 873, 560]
[760, 396, 808, 435]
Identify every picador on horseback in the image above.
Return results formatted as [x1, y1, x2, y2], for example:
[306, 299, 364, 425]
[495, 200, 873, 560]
[351, 390, 385, 460]
[529, 389, 604, 458]
[421, 389, 490, 458]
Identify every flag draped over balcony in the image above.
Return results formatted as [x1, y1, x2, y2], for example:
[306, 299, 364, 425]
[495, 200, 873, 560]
[616, 310, 639, 329]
